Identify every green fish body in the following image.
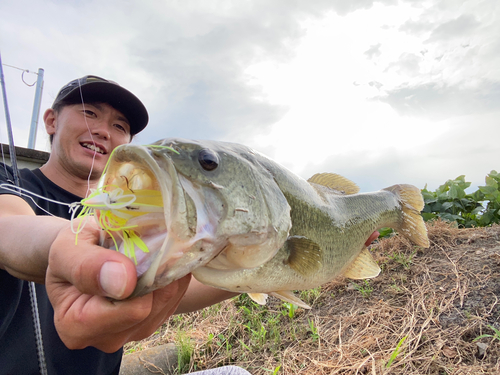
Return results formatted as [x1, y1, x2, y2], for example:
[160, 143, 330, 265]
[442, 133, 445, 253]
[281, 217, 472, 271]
[96, 138, 429, 305]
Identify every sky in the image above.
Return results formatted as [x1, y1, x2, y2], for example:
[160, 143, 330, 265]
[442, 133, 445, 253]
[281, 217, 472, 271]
[0, 0, 498, 193]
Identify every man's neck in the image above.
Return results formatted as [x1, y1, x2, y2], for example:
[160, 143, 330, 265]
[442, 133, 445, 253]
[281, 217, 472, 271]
[39, 161, 99, 198]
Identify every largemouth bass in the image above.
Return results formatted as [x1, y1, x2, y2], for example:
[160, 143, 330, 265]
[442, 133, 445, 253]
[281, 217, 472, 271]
[88, 138, 429, 307]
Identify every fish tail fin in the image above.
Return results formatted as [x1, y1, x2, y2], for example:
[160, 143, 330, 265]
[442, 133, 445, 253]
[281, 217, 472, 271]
[383, 184, 430, 248]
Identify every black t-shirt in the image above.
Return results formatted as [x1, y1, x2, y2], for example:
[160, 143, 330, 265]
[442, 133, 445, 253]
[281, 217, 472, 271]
[0, 164, 122, 375]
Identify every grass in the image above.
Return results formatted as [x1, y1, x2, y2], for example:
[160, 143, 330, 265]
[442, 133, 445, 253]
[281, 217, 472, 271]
[350, 279, 374, 298]
[474, 325, 500, 343]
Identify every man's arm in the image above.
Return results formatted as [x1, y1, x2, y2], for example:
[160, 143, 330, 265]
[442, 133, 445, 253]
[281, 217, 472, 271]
[0, 195, 68, 283]
[175, 278, 238, 314]
[0, 194, 189, 352]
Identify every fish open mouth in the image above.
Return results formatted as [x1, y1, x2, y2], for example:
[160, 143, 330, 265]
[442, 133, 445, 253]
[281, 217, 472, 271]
[84, 143, 223, 297]
[94, 145, 171, 279]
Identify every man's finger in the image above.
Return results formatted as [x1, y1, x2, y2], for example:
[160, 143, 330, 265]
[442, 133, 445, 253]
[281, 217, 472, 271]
[48, 226, 137, 299]
[364, 231, 380, 247]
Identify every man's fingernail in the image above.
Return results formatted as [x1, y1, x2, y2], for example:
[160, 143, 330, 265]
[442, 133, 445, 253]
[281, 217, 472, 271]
[100, 262, 127, 299]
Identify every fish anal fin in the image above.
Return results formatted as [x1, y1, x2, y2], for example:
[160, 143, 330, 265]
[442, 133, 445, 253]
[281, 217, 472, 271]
[382, 184, 430, 248]
[248, 293, 268, 306]
[308, 173, 359, 195]
[343, 247, 381, 279]
[269, 290, 311, 309]
[285, 236, 322, 276]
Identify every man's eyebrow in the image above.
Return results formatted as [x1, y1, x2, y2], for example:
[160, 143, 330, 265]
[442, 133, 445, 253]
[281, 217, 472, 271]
[89, 103, 103, 111]
[116, 114, 130, 125]
[86, 103, 130, 125]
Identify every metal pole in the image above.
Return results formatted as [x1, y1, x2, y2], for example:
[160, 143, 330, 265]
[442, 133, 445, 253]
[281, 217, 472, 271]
[0, 53, 48, 375]
[28, 68, 44, 149]
[0, 51, 20, 187]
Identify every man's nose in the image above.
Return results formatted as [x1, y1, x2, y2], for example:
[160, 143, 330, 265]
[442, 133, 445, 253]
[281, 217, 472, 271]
[91, 125, 111, 140]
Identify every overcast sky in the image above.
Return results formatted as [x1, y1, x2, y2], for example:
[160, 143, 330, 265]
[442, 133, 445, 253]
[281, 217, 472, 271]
[1, 0, 498, 193]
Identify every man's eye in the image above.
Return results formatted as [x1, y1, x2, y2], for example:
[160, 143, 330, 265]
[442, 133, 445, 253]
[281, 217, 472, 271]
[114, 123, 126, 132]
[83, 110, 96, 117]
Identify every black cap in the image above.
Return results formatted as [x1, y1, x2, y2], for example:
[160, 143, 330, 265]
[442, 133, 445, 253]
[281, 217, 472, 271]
[52, 75, 149, 135]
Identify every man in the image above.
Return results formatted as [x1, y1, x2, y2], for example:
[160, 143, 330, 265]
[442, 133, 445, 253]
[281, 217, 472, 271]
[0, 76, 240, 374]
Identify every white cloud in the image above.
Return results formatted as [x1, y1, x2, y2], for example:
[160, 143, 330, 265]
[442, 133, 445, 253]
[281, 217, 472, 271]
[0, 0, 498, 195]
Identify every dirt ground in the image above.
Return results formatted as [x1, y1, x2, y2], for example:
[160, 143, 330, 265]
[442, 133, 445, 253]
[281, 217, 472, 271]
[126, 221, 500, 374]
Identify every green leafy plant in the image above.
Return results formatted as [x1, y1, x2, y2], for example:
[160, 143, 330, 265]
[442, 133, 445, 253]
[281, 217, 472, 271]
[421, 175, 484, 227]
[282, 302, 298, 319]
[421, 171, 500, 227]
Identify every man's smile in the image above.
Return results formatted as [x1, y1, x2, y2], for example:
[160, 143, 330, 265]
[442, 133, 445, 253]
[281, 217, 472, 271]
[81, 142, 107, 155]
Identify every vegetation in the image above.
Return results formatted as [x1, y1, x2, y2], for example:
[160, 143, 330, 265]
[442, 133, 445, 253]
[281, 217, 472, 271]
[379, 170, 500, 239]
[421, 170, 500, 228]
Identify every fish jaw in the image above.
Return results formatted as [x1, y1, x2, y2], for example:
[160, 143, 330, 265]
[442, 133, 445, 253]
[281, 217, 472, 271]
[97, 144, 224, 297]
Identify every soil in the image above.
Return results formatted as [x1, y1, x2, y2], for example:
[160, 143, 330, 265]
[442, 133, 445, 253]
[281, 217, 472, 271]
[125, 221, 500, 374]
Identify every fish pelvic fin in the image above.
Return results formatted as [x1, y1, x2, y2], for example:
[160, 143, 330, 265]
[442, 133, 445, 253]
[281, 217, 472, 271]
[383, 184, 430, 248]
[308, 173, 360, 195]
[343, 247, 381, 279]
[285, 236, 322, 276]
[248, 293, 269, 306]
[269, 291, 311, 309]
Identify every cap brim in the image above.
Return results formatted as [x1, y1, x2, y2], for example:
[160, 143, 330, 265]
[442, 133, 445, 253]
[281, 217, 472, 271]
[59, 82, 148, 135]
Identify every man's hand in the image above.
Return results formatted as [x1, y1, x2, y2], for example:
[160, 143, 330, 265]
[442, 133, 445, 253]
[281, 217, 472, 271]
[46, 223, 190, 353]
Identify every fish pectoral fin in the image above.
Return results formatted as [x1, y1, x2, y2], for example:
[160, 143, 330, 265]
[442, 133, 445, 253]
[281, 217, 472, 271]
[285, 236, 322, 276]
[269, 291, 311, 310]
[248, 293, 269, 305]
[307, 173, 359, 195]
[343, 247, 381, 279]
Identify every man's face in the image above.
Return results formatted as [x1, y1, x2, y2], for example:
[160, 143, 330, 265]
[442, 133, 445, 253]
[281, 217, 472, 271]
[46, 102, 132, 180]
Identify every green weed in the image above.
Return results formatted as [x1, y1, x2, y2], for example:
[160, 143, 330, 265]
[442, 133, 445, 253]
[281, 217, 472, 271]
[389, 249, 416, 269]
[282, 302, 298, 319]
[473, 325, 500, 342]
[385, 335, 407, 368]
[299, 286, 322, 305]
[351, 280, 373, 298]
[308, 319, 320, 342]
[176, 330, 194, 373]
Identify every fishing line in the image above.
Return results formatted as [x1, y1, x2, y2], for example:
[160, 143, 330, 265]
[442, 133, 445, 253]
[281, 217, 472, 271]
[0, 183, 77, 216]
[76, 78, 98, 198]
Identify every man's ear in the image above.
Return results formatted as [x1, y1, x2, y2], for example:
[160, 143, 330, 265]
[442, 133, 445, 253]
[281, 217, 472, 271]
[44, 108, 57, 135]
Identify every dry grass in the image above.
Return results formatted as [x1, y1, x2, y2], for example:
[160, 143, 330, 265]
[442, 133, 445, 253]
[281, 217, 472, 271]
[125, 220, 500, 374]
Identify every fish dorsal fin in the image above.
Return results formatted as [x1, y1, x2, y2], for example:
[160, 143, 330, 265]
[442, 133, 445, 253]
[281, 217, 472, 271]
[285, 236, 322, 276]
[270, 291, 311, 309]
[343, 247, 381, 279]
[308, 173, 359, 195]
[248, 293, 268, 306]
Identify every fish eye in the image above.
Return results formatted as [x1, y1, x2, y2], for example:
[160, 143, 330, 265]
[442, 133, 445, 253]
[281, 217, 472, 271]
[198, 149, 219, 171]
